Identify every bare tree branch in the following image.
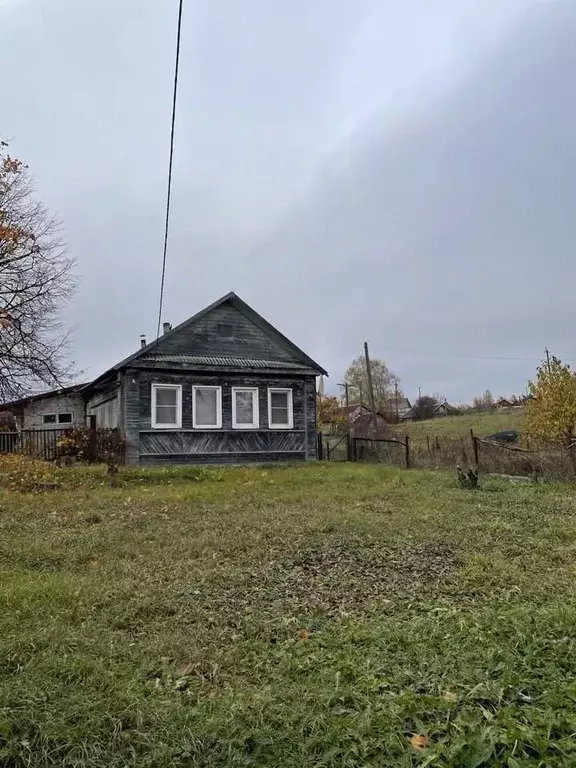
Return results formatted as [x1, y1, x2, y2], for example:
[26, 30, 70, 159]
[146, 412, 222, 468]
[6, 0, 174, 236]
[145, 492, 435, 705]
[0, 141, 77, 401]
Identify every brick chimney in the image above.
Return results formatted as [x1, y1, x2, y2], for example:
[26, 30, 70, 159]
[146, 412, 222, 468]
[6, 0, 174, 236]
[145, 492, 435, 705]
[140, 334, 146, 348]
[163, 322, 172, 335]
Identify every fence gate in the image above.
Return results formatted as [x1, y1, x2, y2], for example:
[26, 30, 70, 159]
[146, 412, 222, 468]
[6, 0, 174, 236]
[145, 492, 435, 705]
[317, 432, 351, 461]
[353, 436, 410, 468]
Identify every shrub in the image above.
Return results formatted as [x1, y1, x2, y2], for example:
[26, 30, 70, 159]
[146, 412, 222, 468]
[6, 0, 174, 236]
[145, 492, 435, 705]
[56, 428, 125, 464]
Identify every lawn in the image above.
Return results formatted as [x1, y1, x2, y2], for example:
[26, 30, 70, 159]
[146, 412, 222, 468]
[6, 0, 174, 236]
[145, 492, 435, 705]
[1, 462, 576, 766]
[395, 410, 526, 443]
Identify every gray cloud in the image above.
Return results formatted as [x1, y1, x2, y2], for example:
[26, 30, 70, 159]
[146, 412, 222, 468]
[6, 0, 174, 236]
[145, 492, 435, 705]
[1, 0, 571, 401]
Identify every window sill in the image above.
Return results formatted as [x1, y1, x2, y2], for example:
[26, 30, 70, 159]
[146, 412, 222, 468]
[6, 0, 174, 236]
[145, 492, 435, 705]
[140, 428, 305, 433]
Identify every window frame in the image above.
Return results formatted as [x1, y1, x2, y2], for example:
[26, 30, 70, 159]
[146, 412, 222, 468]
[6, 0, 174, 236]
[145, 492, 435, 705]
[151, 383, 182, 429]
[232, 387, 259, 430]
[42, 413, 73, 426]
[192, 385, 222, 429]
[267, 388, 294, 429]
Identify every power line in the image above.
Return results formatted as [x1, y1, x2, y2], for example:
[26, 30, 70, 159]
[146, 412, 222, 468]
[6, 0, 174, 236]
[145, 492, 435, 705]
[155, 0, 184, 343]
[384, 349, 576, 363]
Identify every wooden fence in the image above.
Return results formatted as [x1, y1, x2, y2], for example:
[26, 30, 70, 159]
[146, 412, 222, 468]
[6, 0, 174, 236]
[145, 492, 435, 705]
[319, 427, 576, 481]
[0, 428, 69, 461]
[353, 436, 410, 468]
[318, 431, 411, 468]
[0, 426, 124, 464]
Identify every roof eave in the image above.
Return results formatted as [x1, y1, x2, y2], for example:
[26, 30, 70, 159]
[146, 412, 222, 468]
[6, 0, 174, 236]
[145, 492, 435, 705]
[129, 361, 321, 376]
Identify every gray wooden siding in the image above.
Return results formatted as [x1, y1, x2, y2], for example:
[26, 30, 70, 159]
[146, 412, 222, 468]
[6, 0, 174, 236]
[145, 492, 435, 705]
[121, 369, 317, 465]
[154, 304, 295, 362]
[304, 377, 317, 459]
[139, 431, 306, 455]
[139, 452, 305, 466]
[21, 393, 85, 429]
[87, 397, 118, 428]
[86, 384, 118, 428]
[121, 371, 140, 465]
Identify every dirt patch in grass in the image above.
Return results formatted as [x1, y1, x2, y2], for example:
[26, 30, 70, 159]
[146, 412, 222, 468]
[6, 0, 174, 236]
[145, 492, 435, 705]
[280, 540, 457, 613]
[200, 539, 459, 626]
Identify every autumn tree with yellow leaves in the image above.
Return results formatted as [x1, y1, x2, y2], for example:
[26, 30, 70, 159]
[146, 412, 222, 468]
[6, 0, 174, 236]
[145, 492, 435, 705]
[316, 394, 346, 430]
[0, 141, 76, 401]
[526, 356, 576, 447]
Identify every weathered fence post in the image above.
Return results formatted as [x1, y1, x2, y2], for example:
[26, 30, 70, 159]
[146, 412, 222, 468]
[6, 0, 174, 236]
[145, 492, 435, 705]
[317, 431, 323, 460]
[426, 434, 431, 456]
[326, 441, 331, 461]
[353, 438, 358, 462]
[405, 434, 411, 469]
[435, 436, 441, 453]
[88, 415, 97, 463]
[470, 428, 479, 469]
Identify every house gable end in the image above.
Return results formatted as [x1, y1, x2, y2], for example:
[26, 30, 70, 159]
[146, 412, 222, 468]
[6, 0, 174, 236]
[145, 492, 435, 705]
[114, 294, 327, 374]
[156, 302, 297, 361]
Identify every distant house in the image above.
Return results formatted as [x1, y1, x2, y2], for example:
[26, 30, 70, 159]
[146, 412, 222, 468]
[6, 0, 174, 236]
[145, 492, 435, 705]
[333, 404, 389, 438]
[400, 400, 459, 422]
[496, 396, 530, 410]
[0, 293, 327, 465]
[0, 384, 87, 430]
[434, 401, 459, 417]
[384, 396, 412, 420]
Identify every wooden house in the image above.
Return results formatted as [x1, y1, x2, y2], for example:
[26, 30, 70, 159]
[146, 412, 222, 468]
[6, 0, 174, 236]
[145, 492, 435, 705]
[335, 404, 390, 438]
[400, 400, 458, 421]
[0, 293, 327, 465]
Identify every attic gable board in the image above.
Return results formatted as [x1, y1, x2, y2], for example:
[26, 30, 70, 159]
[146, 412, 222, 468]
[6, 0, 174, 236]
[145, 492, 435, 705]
[153, 303, 297, 362]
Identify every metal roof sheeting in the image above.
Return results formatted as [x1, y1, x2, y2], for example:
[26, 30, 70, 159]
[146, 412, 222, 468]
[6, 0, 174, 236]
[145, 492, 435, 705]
[140, 355, 311, 369]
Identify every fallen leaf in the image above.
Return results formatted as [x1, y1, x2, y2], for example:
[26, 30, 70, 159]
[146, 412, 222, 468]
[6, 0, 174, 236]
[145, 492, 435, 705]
[298, 628, 310, 640]
[443, 691, 458, 702]
[410, 735, 429, 751]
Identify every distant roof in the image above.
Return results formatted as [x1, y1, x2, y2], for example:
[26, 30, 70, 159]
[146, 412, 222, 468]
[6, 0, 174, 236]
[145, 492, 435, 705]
[336, 404, 388, 419]
[0, 384, 85, 409]
[139, 355, 314, 371]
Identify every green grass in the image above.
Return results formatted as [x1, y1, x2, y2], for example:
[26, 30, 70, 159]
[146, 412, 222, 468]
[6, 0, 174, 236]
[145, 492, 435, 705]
[395, 410, 526, 442]
[1, 462, 576, 766]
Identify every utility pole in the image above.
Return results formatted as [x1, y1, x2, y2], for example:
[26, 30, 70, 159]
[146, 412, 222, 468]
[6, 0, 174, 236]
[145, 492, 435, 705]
[394, 381, 399, 423]
[545, 347, 551, 372]
[338, 382, 350, 411]
[338, 382, 351, 460]
[364, 342, 376, 412]
[418, 385, 421, 401]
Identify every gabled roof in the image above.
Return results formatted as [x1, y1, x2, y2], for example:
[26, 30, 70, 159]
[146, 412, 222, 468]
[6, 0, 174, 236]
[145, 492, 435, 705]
[88, 292, 327, 388]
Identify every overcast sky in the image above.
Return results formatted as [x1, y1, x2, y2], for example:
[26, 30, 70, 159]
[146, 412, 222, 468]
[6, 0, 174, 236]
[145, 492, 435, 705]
[1, 0, 574, 402]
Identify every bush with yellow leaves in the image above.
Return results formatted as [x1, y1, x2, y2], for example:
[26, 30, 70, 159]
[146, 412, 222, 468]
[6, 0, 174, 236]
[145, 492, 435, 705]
[0, 453, 60, 492]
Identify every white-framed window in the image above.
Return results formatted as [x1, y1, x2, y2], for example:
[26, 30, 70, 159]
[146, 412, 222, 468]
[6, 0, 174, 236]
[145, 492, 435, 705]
[193, 385, 222, 429]
[42, 413, 73, 426]
[232, 387, 259, 429]
[151, 384, 182, 428]
[268, 388, 293, 429]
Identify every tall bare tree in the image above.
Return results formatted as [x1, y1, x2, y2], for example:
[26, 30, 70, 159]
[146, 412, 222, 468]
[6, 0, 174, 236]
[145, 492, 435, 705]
[0, 141, 76, 401]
